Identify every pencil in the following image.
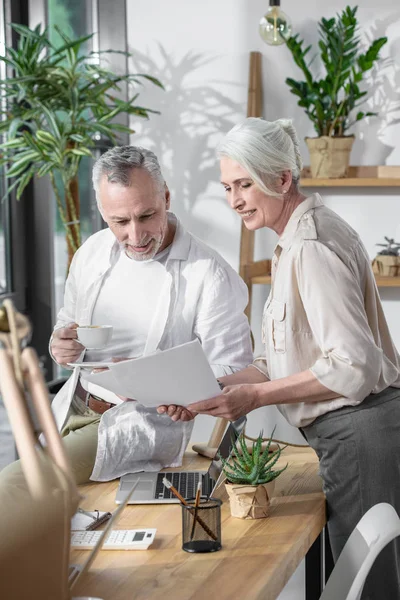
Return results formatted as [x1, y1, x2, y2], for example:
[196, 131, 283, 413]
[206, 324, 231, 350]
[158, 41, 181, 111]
[162, 477, 217, 541]
[190, 481, 202, 541]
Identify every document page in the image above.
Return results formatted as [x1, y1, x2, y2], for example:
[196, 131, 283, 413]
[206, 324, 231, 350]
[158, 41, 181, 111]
[80, 339, 220, 407]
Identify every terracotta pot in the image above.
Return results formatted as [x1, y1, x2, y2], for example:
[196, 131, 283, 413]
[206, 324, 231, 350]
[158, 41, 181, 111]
[225, 480, 276, 519]
[305, 135, 355, 178]
[372, 255, 400, 277]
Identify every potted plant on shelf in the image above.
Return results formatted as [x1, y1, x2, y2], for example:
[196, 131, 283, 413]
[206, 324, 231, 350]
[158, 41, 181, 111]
[0, 24, 162, 268]
[285, 5, 387, 178]
[220, 431, 287, 520]
[372, 237, 400, 277]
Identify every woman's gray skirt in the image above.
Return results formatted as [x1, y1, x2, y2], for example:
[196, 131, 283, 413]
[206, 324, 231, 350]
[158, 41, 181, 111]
[301, 385, 400, 600]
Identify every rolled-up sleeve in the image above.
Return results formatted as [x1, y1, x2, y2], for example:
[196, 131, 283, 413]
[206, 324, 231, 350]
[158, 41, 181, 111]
[48, 248, 81, 366]
[193, 263, 253, 378]
[296, 241, 382, 402]
[251, 356, 270, 379]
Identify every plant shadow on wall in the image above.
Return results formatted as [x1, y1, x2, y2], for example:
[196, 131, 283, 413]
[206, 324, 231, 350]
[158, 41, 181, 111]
[354, 14, 400, 164]
[128, 46, 245, 240]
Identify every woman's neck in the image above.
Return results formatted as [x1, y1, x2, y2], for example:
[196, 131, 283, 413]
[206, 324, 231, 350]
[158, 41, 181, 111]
[273, 187, 307, 236]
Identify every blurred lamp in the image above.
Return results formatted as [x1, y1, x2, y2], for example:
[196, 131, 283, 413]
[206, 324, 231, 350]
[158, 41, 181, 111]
[259, 0, 292, 46]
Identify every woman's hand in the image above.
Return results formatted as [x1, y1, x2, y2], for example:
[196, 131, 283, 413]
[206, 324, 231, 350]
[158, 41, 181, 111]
[158, 384, 260, 422]
[188, 383, 260, 421]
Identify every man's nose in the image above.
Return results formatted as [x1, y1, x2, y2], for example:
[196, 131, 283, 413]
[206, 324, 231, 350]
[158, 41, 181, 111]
[128, 221, 144, 243]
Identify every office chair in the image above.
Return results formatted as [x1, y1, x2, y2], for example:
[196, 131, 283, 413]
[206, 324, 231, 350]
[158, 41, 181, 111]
[320, 503, 400, 600]
[0, 347, 100, 600]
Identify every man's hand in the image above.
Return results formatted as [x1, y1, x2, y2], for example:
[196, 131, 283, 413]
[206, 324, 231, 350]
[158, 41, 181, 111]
[51, 323, 84, 366]
[187, 384, 260, 421]
[157, 405, 198, 422]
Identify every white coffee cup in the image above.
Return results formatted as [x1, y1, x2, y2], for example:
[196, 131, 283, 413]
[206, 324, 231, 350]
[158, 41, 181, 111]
[76, 325, 113, 349]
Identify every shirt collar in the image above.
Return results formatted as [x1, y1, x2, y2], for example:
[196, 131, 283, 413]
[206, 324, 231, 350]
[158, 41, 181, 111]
[277, 193, 323, 251]
[166, 212, 191, 260]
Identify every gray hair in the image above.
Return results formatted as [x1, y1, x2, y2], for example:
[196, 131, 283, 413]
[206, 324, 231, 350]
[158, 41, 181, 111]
[92, 145, 165, 205]
[217, 117, 303, 196]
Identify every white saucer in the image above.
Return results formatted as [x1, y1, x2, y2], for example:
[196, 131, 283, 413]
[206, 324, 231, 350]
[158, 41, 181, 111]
[67, 362, 114, 369]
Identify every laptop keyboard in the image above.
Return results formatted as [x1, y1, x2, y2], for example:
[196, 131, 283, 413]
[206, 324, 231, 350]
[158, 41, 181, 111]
[155, 472, 213, 500]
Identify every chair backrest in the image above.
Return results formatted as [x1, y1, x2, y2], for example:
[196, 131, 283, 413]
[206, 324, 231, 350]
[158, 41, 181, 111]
[320, 503, 400, 600]
[0, 347, 80, 600]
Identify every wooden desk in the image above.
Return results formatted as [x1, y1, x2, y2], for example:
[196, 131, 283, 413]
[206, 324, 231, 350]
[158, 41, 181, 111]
[72, 447, 326, 600]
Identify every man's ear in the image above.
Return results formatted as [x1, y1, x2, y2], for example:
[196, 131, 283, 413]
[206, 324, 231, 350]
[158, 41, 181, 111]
[165, 184, 171, 210]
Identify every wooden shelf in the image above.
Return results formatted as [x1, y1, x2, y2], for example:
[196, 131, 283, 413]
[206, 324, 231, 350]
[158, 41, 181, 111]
[375, 276, 400, 287]
[300, 166, 400, 187]
[251, 274, 400, 288]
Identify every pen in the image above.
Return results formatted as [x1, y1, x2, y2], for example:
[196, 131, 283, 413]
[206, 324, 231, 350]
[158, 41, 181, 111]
[190, 481, 202, 541]
[162, 477, 217, 541]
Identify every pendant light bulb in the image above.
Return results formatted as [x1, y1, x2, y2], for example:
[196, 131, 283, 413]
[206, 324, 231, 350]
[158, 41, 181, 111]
[259, 0, 292, 46]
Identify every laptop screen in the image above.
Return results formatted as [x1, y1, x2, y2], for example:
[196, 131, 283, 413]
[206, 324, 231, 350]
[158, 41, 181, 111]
[208, 417, 246, 484]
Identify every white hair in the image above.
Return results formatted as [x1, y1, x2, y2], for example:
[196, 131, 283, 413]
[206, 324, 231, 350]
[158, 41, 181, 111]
[92, 145, 165, 207]
[217, 117, 303, 196]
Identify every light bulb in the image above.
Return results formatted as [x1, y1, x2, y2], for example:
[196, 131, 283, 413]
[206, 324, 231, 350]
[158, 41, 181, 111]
[259, 0, 292, 46]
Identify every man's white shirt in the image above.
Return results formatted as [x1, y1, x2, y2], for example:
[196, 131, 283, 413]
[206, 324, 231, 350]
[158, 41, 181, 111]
[87, 246, 170, 362]
[50, 213, 253, 481]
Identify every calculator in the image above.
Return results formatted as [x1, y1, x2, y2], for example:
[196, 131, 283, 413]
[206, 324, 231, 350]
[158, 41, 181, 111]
[71, 528, 156, 550]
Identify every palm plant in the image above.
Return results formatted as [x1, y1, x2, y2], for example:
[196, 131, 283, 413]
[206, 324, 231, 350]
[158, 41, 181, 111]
[220, 431, 287, 486]
[285, 5, 387, 137]
[0, 23, 163, 266]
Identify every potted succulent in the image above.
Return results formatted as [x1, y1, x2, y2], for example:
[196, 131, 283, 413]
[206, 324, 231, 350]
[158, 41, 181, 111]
[220, 431, 287, 520]
[285, 6, 387, 178]
[372, 237, 400, 277]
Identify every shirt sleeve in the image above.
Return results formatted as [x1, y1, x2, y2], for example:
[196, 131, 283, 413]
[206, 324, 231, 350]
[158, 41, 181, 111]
[295, 240, 383, 402]
[48, 248, 82, 366]
[251, 357, 270, 380]
[193, 262, 253, 378]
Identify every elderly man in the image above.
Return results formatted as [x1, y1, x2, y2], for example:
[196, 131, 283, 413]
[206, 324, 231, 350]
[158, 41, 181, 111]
[46, 145, 252, 483]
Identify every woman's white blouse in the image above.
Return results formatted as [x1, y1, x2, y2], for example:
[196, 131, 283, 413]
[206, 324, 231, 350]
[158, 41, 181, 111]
[254, 194, 400, 428]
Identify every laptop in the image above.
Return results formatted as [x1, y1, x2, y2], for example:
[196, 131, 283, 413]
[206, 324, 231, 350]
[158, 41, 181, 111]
[115, 417, 246, 504]
[69, 480, 140, 591]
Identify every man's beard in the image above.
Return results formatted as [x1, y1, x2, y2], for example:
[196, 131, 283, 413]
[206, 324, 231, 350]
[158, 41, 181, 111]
[124, 235, 163, 261]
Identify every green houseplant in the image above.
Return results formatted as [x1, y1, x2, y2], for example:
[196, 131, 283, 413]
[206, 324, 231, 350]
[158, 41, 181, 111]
[285, 6, 387, 178]
[220, 431, 287, 519]
[0, 23, 162, 267]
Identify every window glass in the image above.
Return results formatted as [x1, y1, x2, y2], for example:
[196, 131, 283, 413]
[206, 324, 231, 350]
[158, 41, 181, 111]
[47, 0, 96, 313]
[0, 1, 11, 296]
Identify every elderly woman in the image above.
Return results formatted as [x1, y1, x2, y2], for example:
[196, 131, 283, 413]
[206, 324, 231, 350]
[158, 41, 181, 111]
[158, 118, 400, 599]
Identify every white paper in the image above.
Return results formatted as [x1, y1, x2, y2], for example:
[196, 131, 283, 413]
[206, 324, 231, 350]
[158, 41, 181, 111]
[79, 339, 220, 407]
[71, 510, 110, 531]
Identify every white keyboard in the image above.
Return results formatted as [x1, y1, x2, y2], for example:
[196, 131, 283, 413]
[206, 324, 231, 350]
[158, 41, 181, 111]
[71, 528, 156, 550]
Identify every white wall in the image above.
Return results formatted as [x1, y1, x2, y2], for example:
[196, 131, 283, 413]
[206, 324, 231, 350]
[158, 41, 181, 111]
[126, 0, 400, 444]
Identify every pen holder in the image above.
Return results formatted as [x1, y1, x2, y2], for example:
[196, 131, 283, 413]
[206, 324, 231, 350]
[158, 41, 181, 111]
[181, 497, 222, 553]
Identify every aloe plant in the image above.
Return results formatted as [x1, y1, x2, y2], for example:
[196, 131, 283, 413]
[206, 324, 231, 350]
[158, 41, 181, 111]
[285, 5, 387, 137]
[0, 23, 163, 267]
[220, 430, 288, 486]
